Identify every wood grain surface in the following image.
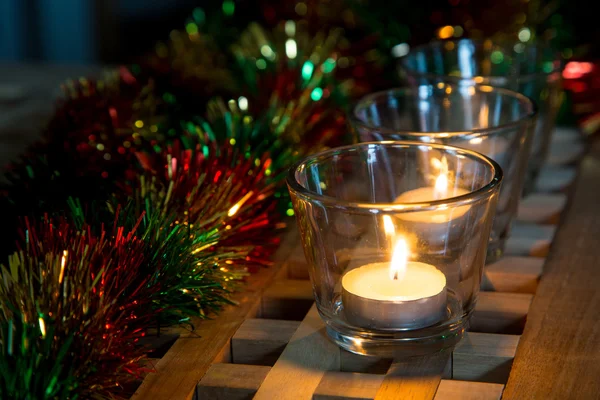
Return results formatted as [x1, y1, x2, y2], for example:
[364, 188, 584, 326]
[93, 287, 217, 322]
[253, 304, 341, 400]
[434, 380, 503, 400]
[503, 140, 600, 399]
[374, 351, 450, 400]
[196, 363, 271, 399]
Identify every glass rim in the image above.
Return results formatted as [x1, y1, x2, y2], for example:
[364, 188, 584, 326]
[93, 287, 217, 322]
[287, 140, 503, 213]
[400, 38, 564, 83]
[351, 85, 537, 139]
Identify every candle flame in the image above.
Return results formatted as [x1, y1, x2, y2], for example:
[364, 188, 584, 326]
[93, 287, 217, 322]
[390, 238, 408, 281]
[383, 215, 395, 237]
[434, 173, 448, 198]
[434, 175, 448, 201]
[432, 156, 450, 200]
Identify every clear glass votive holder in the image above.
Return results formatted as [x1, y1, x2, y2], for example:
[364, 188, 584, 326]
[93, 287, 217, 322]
[352, 84, 535, 263]
[398, 39, 562, 193]
[287, 141, 502, 357]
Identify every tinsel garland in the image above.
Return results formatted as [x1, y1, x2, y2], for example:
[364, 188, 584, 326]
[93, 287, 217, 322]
[0, 216, 155, 399]
[0, 66, 291, 397]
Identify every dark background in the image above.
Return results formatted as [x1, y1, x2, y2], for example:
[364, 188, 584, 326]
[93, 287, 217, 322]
[0, 0, 596, 65]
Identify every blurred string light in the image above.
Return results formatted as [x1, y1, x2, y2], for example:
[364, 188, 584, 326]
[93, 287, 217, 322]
[438, 26, 454, 39]
[321, 58, 336, 73]
[295, 2, 307, 16]
[513, 43, 525, 53]
[260, 45, 276, 61]
[238, 96, 248, 111]
[285, 20, 296, 37]
[222, 0, 235, 16]
[186, 22, 199, 35]
[311, 87, 324, 101]
[518, 28, 531, 42]
[301, 61, 314, 80]
[256, 59, 267, 69]
[286, 39, 298, 59]
[391, 43, 410, 58]
[192, 7, 205, 24]
[542, 62, 554, 73]
[563, 62, 594, 80]
[491, 50, 504, 64]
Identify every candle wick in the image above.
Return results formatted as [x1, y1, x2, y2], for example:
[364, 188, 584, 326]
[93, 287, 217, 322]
[393, 270, 399, 280]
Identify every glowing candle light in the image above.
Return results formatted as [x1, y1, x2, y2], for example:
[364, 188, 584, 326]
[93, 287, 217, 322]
[391, 157, 471, 249]
[342, 237, 447, 329]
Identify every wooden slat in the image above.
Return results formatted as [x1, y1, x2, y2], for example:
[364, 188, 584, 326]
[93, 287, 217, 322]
[315, 331, 517, 400]
[314, 375, 504, 400]
[505, 222, 556, 258]
[261, 279, 314, 320]
[470, 292, 532, 334]
[328, 331, 516, 384]
[231, 318, 300, 365]
[503, 141, 600, 398]
[374, 351, 450, 400]
[535, 165, 576, 193]
[340, 351, 392, 375]
[196, 363, 270, 400]
[213, 339, 232, 364]
[481, 257, 543, 294]
[287, 245, 310, 279]
[314, 372, 384, 400]
[253, 304, 341, 400]
[132, 228, 299, 400]
[517, 193, 566, 224]
[231, 316, 393, 374]
[453, 332, 519, 383]
[434, 380, 504, 400]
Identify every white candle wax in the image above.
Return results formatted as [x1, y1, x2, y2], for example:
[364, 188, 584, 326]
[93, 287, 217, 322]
[394, 187, 471, 224]
[342, 261, 447, 329]
[393, 186, 471, 249]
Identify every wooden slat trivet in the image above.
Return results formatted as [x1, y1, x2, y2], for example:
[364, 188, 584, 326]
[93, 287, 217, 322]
[253, 305, 340, 400]
[133, 128, 585, 399]
[481, 257, 543, 294]
[374, 351, 449, 400]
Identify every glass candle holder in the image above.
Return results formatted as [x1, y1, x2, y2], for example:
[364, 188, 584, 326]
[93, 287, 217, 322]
[287, 142, 502, 357]
[398, 39, 562, 193]
[352, 84, 535, 263]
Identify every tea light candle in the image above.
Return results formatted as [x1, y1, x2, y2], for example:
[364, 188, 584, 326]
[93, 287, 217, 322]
[394, 160, 470, 247]
[342, 239, 447, 329]
[394, 187, 470, 223]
